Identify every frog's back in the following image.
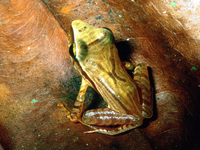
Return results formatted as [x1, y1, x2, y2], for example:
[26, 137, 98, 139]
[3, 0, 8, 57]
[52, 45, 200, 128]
[81, 43, 142, 116]
[72, 20, 143, 116]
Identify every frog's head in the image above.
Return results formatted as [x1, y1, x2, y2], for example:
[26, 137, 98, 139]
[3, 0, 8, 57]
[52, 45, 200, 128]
[69, 20, 114, 63]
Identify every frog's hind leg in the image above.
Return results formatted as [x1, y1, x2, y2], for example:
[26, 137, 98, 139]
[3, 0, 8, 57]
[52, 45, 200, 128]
[132, 64, 153, 118]
[123, 62, 153, 118]
[84, 124, 137, 135]
[81, 108, 143, 135]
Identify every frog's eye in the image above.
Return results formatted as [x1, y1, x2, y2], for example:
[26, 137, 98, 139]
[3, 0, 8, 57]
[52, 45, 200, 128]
[69, 43, 77, 61]
[69, 40, 87, 61]
[96, 28, 114, 44]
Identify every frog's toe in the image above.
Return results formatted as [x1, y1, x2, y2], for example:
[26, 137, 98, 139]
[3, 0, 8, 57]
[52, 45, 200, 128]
[84, 129, 108, 134]
[83, 130, 96, 134]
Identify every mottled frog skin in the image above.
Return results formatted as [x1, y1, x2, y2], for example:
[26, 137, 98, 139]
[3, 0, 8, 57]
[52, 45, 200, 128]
[59, 20, 153, 135]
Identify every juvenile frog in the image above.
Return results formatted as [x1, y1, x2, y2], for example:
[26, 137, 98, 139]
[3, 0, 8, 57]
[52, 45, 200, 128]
[59, 20, 153, 135]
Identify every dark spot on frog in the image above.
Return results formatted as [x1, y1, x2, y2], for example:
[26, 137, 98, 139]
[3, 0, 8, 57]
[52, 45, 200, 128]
[78, 26, 87, 32]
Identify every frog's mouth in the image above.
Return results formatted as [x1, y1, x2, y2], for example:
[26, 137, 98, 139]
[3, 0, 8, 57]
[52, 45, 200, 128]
[68, 25, 77, 61]
[68, 25, 75, 47]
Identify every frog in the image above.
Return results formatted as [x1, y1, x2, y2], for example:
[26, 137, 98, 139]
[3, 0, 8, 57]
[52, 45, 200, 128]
[58, 20, 153, 135]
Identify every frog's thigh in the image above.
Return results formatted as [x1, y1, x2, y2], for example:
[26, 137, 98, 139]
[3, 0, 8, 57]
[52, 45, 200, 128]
[82, 108, 142, 126]
[82, 108, 143, 135]
[133, 64, 153, 118]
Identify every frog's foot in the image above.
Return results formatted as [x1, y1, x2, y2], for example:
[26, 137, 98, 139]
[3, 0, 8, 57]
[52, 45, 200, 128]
[83, 124, 137, 135]
[57, 102, 80, 122]
[57, 102, 71, 118]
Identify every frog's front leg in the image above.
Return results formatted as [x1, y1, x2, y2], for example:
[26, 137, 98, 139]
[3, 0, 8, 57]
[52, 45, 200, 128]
[81, 108, 143, 135]
[59, 78, 89, 122]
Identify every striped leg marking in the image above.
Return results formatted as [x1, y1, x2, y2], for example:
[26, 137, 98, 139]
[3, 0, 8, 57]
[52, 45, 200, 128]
[123, 62, 153, 118]
[133, 64, 153, 118]
[82, 108, 143, 135]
